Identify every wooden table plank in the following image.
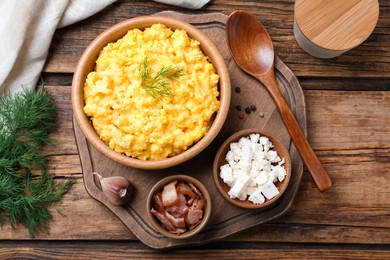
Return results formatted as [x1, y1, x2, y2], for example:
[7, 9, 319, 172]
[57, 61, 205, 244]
[306, 90, 390, 150]
[44, 0, 390, 77]
[1, 241, 389, 259]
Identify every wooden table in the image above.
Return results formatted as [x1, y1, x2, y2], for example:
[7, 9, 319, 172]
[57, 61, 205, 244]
[1, 0, 389, 258]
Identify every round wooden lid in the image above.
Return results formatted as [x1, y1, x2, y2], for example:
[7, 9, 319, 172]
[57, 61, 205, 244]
[295, 0, 379, 51]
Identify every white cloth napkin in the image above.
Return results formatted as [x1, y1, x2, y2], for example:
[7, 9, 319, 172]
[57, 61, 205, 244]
[0, 0, 211, 95]
[154, 0, 210, 9]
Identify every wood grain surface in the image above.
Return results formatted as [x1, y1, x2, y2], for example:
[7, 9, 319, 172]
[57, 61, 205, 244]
[1, 0, 389, 258]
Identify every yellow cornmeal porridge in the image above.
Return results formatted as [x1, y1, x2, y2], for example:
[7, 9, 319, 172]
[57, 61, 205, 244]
[83, 24, 220, 160]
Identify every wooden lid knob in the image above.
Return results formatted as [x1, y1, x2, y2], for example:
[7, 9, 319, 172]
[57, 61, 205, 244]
[295, 0, 379, 52]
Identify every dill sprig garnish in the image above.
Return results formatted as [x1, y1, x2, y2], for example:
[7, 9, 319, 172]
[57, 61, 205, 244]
[0, 85, 74, 238]
[139, 55, 183, 98]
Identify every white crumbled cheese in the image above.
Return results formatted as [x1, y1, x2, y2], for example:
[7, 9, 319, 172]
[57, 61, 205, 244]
[254, 150, 266, 161]
[249, 133, 260, 143]
[274, 165, 287, 182]
[227, 174, 252, 198]
[255, 170, 268, 185]
[225, 150, 234, 162]
[237, 190, 248, 201]
[238, 159, 251, 172]
[259, 136, 270, 146]
[220, 164, 233, 185]
[219, 133, 287, 204]
[256, 159, 271, 172]
[268, 169, 279, 182]
[261, 180, 279, 200]
[266, 150, 280, 163]
[278, 157, 285, 166]
[246, 186, 257, 196]
[248, 188, 265, 204]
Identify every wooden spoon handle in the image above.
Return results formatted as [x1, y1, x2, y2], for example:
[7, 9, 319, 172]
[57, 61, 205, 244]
[258, 74, 332, 192]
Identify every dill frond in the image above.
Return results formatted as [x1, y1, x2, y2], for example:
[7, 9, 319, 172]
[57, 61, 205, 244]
[0, 174, 70, 237]
[139, 55, 183, 98]
[0, 86, 74, 237]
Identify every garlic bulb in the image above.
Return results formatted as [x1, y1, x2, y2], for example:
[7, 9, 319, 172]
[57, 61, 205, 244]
[92, 172, 132, 205]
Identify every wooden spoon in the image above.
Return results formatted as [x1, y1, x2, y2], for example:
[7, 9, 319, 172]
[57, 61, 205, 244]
[226, 10, 332, 192]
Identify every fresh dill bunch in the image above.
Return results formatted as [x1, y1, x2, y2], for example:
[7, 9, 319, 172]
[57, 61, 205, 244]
[0, 86, 74, 237]
[0, 86, 56, 176]
[139, 55, 183, 98]
[0, 172, 74, 237]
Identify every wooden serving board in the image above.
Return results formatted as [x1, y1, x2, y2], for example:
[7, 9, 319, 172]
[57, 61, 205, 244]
[73, 11, 305, 249]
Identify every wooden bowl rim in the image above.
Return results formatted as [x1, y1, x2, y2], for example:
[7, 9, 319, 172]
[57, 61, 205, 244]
[213, 129, 292, 209]
[71, 15, 231, 170]
[146, 175, 212, 239]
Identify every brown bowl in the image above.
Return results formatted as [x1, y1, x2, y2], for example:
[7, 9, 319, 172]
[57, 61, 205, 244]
[146, 175, 211, 239]
[213, 129, 291, 209]
[71, 15, 231, 170]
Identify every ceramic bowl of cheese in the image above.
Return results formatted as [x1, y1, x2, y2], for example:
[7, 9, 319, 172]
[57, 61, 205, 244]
[72, 15, 231, 170]
[213, 129, 291, 209]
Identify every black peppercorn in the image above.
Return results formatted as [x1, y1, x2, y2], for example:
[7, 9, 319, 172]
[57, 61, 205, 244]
[245, 107, 251, 114]
[235, 87, 241, 93]
[236, 105, 241, 111]
[250, 105, 257, 111]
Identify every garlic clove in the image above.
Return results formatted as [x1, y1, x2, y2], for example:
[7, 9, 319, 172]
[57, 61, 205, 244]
[93, 172, 133, 205]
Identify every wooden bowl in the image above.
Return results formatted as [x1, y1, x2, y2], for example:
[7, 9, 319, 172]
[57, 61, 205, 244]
[71, 15, 231, 170]
[213, 129, 291, 209]
[146, 175, 211, 239]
